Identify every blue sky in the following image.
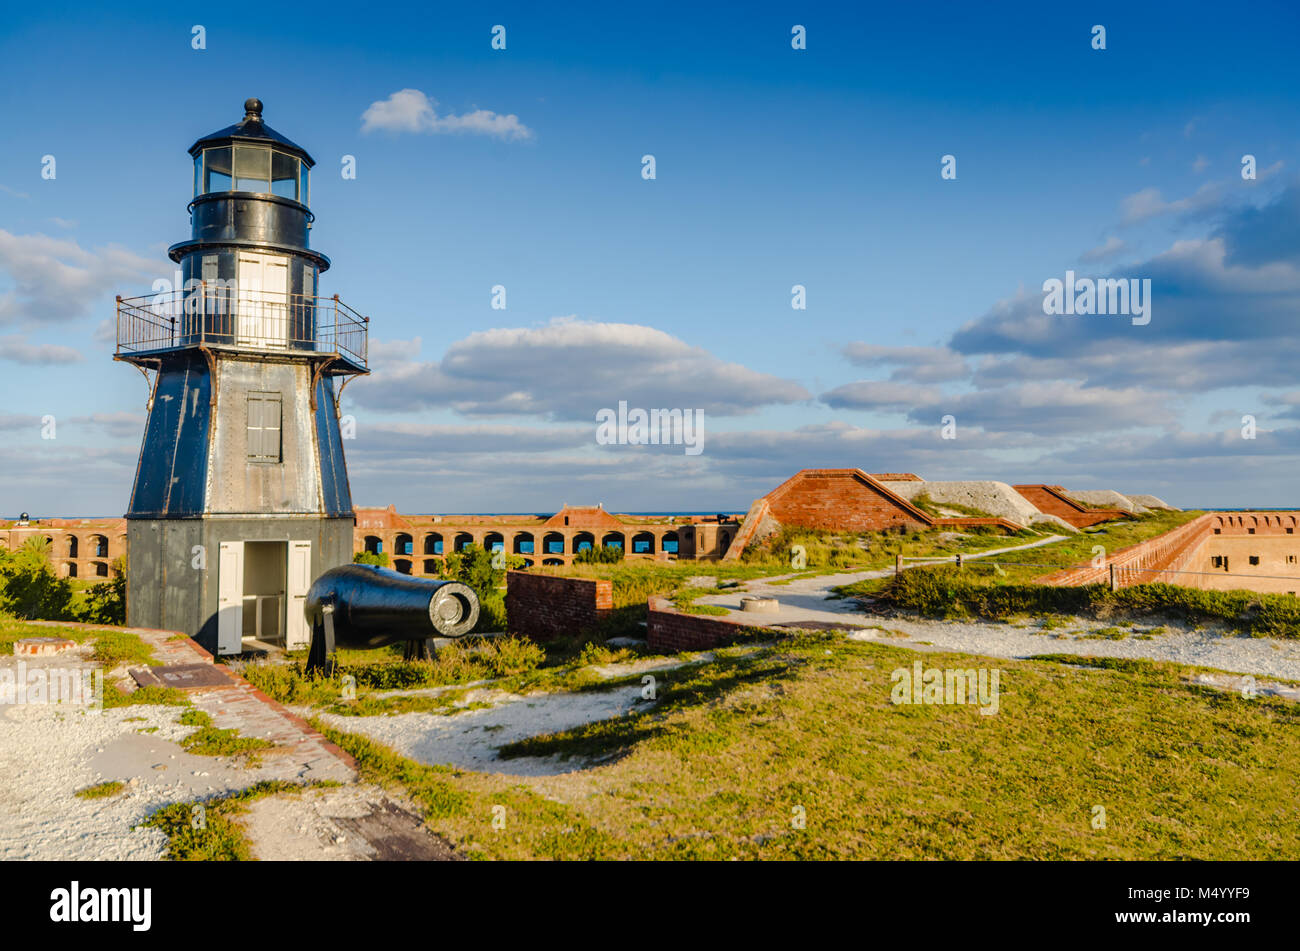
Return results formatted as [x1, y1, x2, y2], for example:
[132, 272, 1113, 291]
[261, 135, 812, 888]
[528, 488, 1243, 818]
[2, 0, 1300, 515]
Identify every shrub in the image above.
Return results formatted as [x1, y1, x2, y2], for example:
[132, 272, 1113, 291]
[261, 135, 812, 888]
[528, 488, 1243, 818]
[72, 575, 126, 625]
[440, 544, 526, 632]
[353, 551, 389, 567]
[0, 541, 74, 621]
[575, 545, 624, 565]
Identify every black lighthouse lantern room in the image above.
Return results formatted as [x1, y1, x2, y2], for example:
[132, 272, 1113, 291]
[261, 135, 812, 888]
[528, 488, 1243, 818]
[115, 98, 369, 656]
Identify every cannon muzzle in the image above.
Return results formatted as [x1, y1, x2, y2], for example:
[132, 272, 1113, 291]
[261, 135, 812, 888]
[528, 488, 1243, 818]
[304, 564, 480, 669]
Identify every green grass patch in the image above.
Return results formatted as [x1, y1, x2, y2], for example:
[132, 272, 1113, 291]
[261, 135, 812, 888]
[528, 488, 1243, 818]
[178, 708, 276, 761]
[0, 618, 157, 668]
[143, 780, 319, 860]
[74, 780, 125, 800]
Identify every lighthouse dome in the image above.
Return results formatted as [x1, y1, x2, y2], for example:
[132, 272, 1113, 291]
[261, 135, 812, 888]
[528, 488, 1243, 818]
[189, 98, 314, 205]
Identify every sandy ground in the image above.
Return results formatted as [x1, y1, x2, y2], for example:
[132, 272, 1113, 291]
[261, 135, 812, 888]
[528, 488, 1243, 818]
[241, 785, 457, 860]
[0, 648, 404, 860]
[307, 655, 717, 776]
[312, 683, 652, 777]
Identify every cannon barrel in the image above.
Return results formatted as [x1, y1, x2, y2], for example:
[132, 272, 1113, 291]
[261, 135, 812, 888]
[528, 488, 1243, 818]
[304, 564, 479, 650]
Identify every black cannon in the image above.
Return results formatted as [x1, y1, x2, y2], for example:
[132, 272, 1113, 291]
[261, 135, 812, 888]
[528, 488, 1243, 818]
[304, 564, 480, 672]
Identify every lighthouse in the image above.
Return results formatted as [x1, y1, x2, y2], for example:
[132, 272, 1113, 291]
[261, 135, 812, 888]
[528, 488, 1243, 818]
[115, 98, 368, 656]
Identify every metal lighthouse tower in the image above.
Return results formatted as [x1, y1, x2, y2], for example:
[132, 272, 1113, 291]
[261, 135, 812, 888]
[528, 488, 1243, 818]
[114, 98, 368, 656]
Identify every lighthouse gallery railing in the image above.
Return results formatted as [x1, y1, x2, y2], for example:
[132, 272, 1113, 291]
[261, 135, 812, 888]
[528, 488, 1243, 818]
[115, 285, 368, 370]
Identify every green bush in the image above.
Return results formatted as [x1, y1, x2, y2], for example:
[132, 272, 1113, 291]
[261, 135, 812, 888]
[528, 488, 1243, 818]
[353, 551, 389, 567]
[440, 544, 526, 633]
[0, 539, 74, 621]
[72, 575, 126, 625]
[575, 545, 624, 565]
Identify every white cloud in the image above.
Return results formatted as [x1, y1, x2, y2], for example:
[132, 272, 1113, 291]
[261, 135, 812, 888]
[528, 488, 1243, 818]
[840, 343, 969, 383]
[0, 230, 162, 327]
[360, 89, 533, 141]
[1079, 236, 1128, 263]
[350, 318, 811, 419]
[1119, 183, 1222, 225]
[0, 334, 82, 365]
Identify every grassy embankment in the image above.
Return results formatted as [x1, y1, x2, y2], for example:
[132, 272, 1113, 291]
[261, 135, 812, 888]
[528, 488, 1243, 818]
[280, 630, 1300, 860]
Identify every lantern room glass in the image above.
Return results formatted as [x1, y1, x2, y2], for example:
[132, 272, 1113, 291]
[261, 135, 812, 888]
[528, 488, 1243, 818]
[194, 146, 306, 204]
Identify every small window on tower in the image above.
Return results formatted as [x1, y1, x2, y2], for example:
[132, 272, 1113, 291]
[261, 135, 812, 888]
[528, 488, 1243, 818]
[1249, 555, 1260, 566]
[247, 392, 282, 463]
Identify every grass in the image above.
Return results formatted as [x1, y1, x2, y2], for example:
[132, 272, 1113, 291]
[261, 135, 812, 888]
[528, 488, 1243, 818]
[143, 780, 327, 860]
[909, 493, 994, 520]
[861, 564, 1300, 638]
[0, 618, 190, 709]
[312, 632, 1300, 859]
[178, 708, 276, 761]
[243, 634, 660, 718]
[74, 780, 125, 800]
[0, 618, 157, 668]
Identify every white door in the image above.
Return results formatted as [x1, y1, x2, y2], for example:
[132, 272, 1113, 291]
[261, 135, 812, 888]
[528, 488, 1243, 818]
[285, 540, 312, 649]
[217, 541, 245, 655]
[237, 251, 289, 347]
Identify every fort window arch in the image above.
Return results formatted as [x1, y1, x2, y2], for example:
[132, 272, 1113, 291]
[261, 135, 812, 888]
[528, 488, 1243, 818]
[424, 533, 443, 555]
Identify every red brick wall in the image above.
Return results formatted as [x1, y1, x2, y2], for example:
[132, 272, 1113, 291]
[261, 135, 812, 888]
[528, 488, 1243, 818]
[646, 596, 773, 652]
[1036, 514, 1214, 588]
[505, 571, 613, 640]
[765, 470, 932, 533]
[1011, 485, 1123, 528]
